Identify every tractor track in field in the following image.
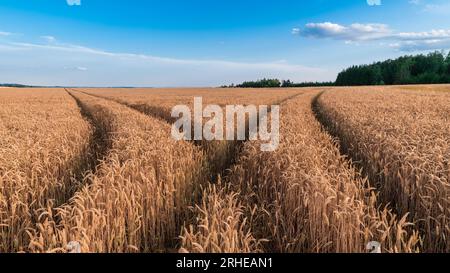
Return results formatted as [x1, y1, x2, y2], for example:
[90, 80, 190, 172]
[70, 89, 175, 123]
[67, 88, 306, 195]
[310, 90, 435, 253]
[69, 88, 308, 252]
[61, 89, 111, 206]
[69, 88, 307, 252]
[310, 90, 404, 217]
[67, 88, 308, 193]
[311, 91, 383, 197]
[24, 89, 114, 248]
[70, 88, 305, 183]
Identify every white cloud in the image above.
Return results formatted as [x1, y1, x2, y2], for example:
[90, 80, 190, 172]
[294, 21, 450, 52]
[397, 29, 450, 40]
[367, 0, 382, 6]
[296, 22, 391, 41]
[66, 0, 81, 6]
[389, 29, 450, 51]
[0, 31, 12, 36]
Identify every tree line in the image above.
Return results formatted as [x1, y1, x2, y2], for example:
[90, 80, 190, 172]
[0, 83, 35, 88]
[335, 51, 450, 86]
[221, 78, 334, 88]
[224, 51, 450, 88]
[281, 80, 335, 87]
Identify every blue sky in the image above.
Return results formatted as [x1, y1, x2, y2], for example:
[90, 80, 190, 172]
[1, 0, 450, 87]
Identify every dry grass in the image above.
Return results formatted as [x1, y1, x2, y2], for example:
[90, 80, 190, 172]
[0, 88, 93, 252]
[316, 86, 450, 252]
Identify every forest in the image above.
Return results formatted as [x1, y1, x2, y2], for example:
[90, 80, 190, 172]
[226, 51, 450, 88]
[335, 51, 450, 86]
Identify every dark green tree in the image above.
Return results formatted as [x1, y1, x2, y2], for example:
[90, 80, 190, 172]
[336, 51, 450, 86]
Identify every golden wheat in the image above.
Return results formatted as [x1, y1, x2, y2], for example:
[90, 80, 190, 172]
[316, 86, 450, 252]
[27, 90, 206, 252]
[75, 88, 303, 253]
[1, 86, 447, 253]
[179, 182, 263, 253]
[227, 89, 421, 253]
[0, 88, 92, 252]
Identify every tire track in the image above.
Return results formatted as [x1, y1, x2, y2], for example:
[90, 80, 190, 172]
[311, 90, 393, 208]
[71, 88, 304, 183]
[29, 89, 207, 252]
[64, 89, 111, 193]
[70, 88, 305, 252]
[310, 90, 423, 251]
[27, 89, 112, 236]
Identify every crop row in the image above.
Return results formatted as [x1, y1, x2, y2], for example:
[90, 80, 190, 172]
[315, 87, 450, 252]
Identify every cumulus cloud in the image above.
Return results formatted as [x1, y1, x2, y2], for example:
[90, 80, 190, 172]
[367, 0, 382, 6]
[297, 22, 391, 41]
[384, 29, 450, 51]
[66, 0, 81, 6]
[293, 22, 450, 52]
[396, 29, 450, 40]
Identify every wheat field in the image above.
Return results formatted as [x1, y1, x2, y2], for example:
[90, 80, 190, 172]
[0, 85, 448, 253]
[315, 86, 450, 252]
